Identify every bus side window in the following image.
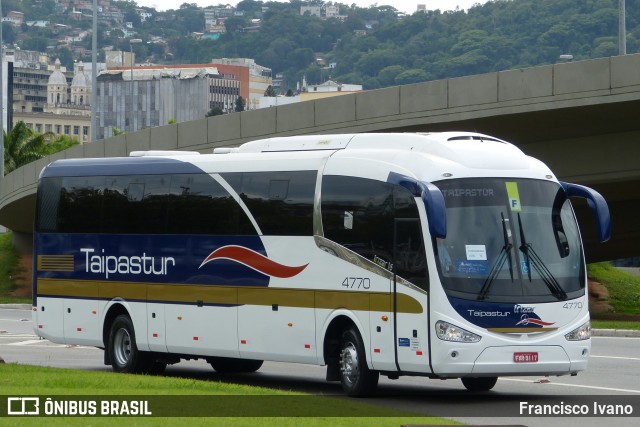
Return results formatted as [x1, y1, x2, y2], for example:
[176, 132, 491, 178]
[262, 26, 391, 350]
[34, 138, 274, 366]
[221, 171, 316, 236]
[58, 176, 105, 233]
[166, 174, 255, 235]
[321, 175, 394, 266]
[36, 177, 62, 232]
[321, 176, 429, 290]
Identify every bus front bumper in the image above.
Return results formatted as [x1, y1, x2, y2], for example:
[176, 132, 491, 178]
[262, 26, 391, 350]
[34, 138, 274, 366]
[470, 344, 588, 375]
[433, 343, 590, 377]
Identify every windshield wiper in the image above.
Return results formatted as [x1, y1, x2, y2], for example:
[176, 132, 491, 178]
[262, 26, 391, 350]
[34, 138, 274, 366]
[478, 212, 513, 300]
[517, 213, 568, 301]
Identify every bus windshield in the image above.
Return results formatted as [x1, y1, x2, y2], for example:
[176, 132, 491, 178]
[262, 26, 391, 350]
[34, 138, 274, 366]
[433, 178, 584, 303]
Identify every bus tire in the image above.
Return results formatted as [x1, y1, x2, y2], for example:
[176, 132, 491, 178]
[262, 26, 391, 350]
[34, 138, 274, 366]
[108, 314, 146, 374]
[339, 327, 379, 396]
[461, 376, 498, 391]
[209, 357, 263, 373]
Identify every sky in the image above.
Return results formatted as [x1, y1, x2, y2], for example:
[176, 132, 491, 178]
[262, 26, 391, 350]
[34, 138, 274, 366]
[135, 1, 492, 15]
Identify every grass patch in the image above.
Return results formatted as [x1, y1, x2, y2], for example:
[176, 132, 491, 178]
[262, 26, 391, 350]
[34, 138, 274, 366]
[0, 232, 24, 302]
[591, 320, 640, 330]
[0, 364, 456, 426]
[588, 262, 640, 315]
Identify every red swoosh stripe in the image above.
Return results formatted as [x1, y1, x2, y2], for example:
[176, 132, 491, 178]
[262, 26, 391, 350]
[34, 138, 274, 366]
[516, 318, 555, 326]
[199, 245, 308, 278]
[525, 319, 555, 326]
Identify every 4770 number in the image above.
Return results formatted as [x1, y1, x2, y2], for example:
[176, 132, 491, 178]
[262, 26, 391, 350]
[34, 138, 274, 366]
[342, 277, 371, 289]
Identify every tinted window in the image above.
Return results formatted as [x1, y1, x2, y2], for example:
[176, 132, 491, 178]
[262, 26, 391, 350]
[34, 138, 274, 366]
[222, 171, 316, 236]
[36, 177, 62, 232]
[38, 173, 255, 235]
[58, 176, 105, 233]
[166, 174, 255, 235]
[321, 175, 394, 264]
[321, 175, 428, 289]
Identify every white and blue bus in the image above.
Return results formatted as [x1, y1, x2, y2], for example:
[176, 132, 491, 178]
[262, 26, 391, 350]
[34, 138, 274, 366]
[33, 132, 610, 395]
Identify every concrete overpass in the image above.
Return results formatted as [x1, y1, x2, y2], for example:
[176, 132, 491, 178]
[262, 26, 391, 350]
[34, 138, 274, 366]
[2, 54, 640, 262]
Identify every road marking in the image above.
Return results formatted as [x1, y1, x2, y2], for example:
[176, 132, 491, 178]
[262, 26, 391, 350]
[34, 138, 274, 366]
[3, 339, 98, 350]
[0, 334, 39, 339]
[591, 355, 640, 361]
[7, 339, 44, 346]
[501, 378, 640, 394]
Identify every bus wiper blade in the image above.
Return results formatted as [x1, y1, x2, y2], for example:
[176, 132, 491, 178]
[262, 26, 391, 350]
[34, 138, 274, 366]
[501, 212, 514, 282]
[478, 212, 513, 300]
[517, 213, 568, 301]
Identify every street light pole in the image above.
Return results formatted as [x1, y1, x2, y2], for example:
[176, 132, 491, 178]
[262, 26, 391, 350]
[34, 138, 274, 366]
[619, 0, 626, 55]
[91, 0, 97, 142]
[129, 38, 142, 132]
[1, 0, 4, 177]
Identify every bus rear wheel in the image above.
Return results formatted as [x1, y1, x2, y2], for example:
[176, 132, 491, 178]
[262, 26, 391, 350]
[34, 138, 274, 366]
[339, 327, 379, 396]
[461, 376, 498, 391]
[209, 357, 263, 373]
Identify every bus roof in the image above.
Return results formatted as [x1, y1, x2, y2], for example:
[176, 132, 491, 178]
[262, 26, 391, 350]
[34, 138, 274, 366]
[40, 132, 548, 181]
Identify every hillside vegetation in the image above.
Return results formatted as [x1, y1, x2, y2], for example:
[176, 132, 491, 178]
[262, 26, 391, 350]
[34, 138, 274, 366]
[4, 0, 639, 90]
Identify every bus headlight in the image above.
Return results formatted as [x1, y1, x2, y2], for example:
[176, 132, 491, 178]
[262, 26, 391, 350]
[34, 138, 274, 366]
[435, 321, 481, 343]
[565, 321, 591, 341]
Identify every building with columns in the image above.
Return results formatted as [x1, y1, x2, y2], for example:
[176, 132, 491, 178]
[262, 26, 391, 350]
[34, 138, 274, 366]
[15, 59, 92, 143]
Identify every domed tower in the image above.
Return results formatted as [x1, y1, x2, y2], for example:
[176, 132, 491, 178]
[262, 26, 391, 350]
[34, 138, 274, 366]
[71, 62, 91, 106]
[47, 59, 68, 106]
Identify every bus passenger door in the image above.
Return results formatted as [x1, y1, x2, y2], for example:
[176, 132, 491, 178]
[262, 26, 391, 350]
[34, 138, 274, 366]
[393, 218, 431, 374]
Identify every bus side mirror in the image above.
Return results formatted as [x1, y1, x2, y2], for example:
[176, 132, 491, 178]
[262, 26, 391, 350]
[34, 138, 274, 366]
[561, 182, 611, 243]
[420, 182, 447, 239]
[387, 172, 447, 239]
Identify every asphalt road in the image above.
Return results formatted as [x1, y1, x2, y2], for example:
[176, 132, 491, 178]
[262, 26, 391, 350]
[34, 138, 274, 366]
[1, 306, 638, 426]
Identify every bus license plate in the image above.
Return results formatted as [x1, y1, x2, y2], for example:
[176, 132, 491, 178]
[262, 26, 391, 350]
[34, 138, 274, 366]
[514, 352, 538, 363]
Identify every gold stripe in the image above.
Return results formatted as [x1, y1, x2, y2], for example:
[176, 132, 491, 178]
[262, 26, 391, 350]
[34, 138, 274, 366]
[239, 287, 315, 308]
[36, 278, 423, 313]
[37, 255, 74, 272]
[316, 289, 369, 311]
[39, 279, 100, 299]
[487, 327, 558, 333]
[100, 282, 147, 301]
[148, 284, 238, 305]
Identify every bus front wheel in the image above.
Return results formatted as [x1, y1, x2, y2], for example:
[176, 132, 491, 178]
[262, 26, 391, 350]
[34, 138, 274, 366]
[461, 376, 498, 391]
[339, 327, 379, 396]
[108, 314, 165, 374]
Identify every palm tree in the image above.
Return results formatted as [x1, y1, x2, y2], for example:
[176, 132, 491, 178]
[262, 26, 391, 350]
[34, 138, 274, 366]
[44, 134, 80, 155]
[4, 121, 50, 175]
[3, 121, 78, 175]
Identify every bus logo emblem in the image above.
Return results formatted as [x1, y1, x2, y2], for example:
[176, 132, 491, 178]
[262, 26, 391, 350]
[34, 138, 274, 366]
[515, 314, 555, 327]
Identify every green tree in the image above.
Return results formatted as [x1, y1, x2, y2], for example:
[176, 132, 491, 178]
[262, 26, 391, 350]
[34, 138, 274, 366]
[43, 134, 80, 156]
[207, 107, 224, 117]
[235, 96, 245, 112]
[377, 65, 406, 87]
[394, 69, 430, 85]
[264, 85, 277, 97]
[3, 122, 52, 175]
